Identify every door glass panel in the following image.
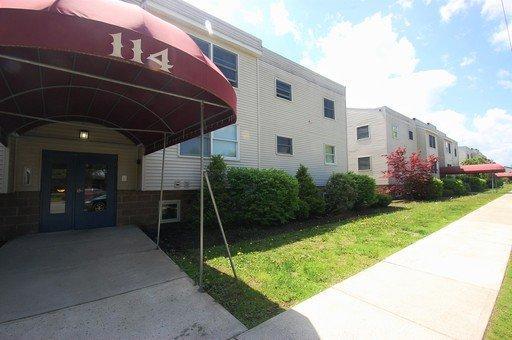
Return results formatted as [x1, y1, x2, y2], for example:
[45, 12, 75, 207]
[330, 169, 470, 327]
[84, 163, 107, 212]
[50, 163, 67, 214]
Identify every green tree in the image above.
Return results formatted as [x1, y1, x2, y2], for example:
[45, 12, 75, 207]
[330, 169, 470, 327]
[295, 165, 326, 218]
[461, 156, 492, 165]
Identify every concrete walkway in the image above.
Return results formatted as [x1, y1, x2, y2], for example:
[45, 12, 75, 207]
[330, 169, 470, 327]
[0, 226, 246, 339]
[239, 192, 512, 340]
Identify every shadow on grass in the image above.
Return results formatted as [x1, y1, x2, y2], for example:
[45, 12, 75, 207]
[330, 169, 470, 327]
[146, 205, 409, 255]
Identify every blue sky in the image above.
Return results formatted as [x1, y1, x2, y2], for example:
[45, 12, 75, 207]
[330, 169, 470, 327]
[184, 0, 512, 165]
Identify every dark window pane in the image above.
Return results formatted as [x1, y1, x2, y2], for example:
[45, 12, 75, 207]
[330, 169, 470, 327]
[429, 135, 436, 148]
[357, 125, 370, 139]
[324, 98, 335, 119]
[276, 80, 292, 100]
[83, 163, 107, 212]
[276, 136, 293, 154]
[213, 45, 238, 86]
[409, 130, 414, 140]
[180, 134, 211, 156]
[190, 36, 211, 58]
[358, 157, 371, 170]
[50, 163, 67, 214]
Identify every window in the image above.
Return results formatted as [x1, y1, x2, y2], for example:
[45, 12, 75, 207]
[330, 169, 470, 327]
[213, 45, 238, 87]
[161, 200, 180, 223]
[276, 136, 293, 155]
[323, 98, 335, 119]
[179, 125, 238, 159]
[454, 148, 457, 157]
[358, 157, 371, 171]
[324, 145, 335, 164]
[356, 125, 370, 140]
[408, 130, 414, 140]
[392, 126, 398, 139]
[429, 135, 436, 148]
[446, 141, 452, 154]
[190, 37, 238, 87]
[431, 161, 438, 173]
[276, 79, 292, 101]
[190, 36, 211, 58]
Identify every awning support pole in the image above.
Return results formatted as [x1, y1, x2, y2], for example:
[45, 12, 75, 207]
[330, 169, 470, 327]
[204, 172, 237, 279]
[156, 132, 166, 249]
[199, 101, 205, 291]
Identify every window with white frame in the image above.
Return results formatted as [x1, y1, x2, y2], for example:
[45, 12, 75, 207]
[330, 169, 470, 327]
[189, 36, 238, 87]
[161, 200, 180, 223]
[358, 156, 371, 171]
[356, 125, 370, 140]
[392, 126, 398, 139]
[179, 125, 238, 159]
[446, 141, 452, 154]
[276, 136, 293, 155]
[429, 135, 436, 148]
[408, 130, 414, 140]
[323, 98, 335, 119]
[324, 145, 335, 164]
[276, 79, 292, 101]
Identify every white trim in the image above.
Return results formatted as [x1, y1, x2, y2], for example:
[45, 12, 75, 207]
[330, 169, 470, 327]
[274, 78, 292, 102]
[324, 144, 336, 165]
[212, 44, 239, 88]
[275, 134, 294, 156]
[356, 124, 371, 141]
[160, 199, 181, 223]
[357, 156, 372, 171]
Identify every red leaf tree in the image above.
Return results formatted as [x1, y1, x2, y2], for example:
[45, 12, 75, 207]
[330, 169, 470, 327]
[384, 147, 438, 199]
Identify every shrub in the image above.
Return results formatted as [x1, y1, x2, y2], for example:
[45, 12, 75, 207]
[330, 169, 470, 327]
[427, 177, 444, 199]
[295, 165, 326, 218]
[384, 147, 438, 200]
[458, 175, 487, 192]
[344, 172, 378, 209]
[324, 173, 358, 213]
[373, 193, 392, 207]
[442, 177, 468, 197]
[228, 167, 299, 227]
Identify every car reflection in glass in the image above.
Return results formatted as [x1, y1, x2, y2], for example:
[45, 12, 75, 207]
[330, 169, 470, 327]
[84, 188, 107, 212]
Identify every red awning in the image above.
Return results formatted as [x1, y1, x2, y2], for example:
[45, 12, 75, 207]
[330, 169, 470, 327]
[440, 163, 506, 175]
[0, 0, 236, 154]
[496, 172, 512, 178]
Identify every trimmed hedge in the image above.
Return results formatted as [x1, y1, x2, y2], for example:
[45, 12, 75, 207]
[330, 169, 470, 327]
[324, 173, 358, 213]
[458, 175, 487, 192]
[442, 177, 468, 197]
[427, 177, 444, 199]
[295, 165, 325, 218]
[228, 167, 300, 227]
[373, 193, 392, 207]
[345, 172, 378, 209]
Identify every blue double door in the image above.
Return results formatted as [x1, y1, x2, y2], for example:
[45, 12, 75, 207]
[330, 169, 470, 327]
[40, 150, 117, 232]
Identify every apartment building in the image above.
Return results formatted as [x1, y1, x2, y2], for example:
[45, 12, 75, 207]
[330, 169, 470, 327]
[0, 0, 347, 238]
[458, 146, 485, 162]
[347, 107, 458, 186]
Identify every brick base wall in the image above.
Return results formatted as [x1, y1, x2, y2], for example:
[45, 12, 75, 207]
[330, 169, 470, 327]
[117, 190, 196, 229]
[0, 190, 197, 244]
[0, 192, 40, 243]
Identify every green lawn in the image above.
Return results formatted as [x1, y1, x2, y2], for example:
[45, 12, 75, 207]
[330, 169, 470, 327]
[166, 185, 511, 328]
[486, 253, 512, 339]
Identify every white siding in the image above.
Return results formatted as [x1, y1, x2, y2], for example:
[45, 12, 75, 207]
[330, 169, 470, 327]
[143, 35, 260, 190]
[258, 56, 347, 186]
[346, 108, 388, 185]
[0, 143, 7, 193]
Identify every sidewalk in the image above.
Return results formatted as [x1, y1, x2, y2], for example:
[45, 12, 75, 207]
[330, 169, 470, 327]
[238, 192, 512, 339]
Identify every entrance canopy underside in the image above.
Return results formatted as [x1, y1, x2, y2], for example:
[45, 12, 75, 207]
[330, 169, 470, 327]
[0, 0, 237, 154]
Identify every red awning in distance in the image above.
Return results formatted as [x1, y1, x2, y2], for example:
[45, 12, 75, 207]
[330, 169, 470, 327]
[0, 0, 237, 153]
[440, 163, 506, 175]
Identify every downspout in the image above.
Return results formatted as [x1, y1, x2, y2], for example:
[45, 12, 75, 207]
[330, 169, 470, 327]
[256, 58, 261, 169]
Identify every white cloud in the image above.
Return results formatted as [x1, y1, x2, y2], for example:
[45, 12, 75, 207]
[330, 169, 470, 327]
[302, 13, 456, 115]
[440, 0, 474, 22]
[269, 0, 301, 41]
[498, 80, 512, 90]
[490, 24, 512, 51]
[397, 0, 414, 9]
[481, 0, 512, 20]
[459, 53, 476, 67]
[498, 69, 511, 78]
[418, 108, 512, 165]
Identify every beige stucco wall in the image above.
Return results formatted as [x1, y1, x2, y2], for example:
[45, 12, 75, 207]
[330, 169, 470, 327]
[12, 123, 141, 192]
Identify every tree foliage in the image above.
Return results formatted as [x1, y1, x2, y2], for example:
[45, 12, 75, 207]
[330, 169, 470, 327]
[461, 156, 492, 165]
[384, 147, 438, 199]
[295, 165, 325, 218]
